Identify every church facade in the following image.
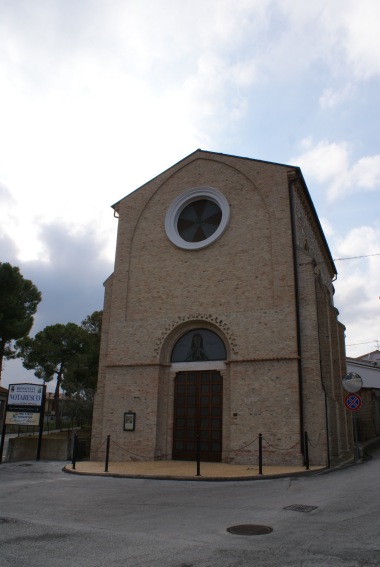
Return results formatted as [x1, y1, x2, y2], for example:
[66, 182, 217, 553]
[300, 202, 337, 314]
[91, 150, 354, 467]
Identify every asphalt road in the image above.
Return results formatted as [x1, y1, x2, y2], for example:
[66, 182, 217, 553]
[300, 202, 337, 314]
[1, 450, 380, 567]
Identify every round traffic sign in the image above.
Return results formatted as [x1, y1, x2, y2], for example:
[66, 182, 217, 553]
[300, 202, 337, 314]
[344, 393, 362, 411]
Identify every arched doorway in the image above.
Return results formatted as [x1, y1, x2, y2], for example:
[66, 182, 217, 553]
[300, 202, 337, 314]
[171, 329, 226, 462]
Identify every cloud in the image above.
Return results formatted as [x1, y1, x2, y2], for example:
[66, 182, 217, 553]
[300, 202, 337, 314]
[340, 0, 380, 79]
[292, 138, 380, 201]
[1, 0, 380, 380]
[30, 224, 112, 329]
[0, 181, 14, 204]
[1, 221, 112, 331]
[0, 2, 270, 271]
[0, 2, 266, 267]
[272, 1, 380, 80]
[0, 218, 113, 389]
[319, 85, 354, 109]
[332, 224, 380, 356]
[0, 231, 19, 260]
[0, 185, 22, 258]
[350, 156, 380, 191]
[319, 217, 335, 238]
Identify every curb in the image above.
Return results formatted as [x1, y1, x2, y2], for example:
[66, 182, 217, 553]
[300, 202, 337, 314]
[63, 464, 326, 482]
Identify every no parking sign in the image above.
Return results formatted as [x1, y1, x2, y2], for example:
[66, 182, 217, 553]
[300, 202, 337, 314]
[344, 393, 362, 412]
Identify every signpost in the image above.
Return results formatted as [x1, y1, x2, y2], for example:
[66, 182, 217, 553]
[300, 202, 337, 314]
[0, 383, 46, 463]
[342, 373, 363, 463]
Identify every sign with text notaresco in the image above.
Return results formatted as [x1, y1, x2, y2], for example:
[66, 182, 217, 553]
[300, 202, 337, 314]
[5, 383, 44, 426]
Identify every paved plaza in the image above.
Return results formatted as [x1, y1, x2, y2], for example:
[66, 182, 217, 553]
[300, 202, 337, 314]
[66, 458, 323, 479]
[0, 449, 379, 567]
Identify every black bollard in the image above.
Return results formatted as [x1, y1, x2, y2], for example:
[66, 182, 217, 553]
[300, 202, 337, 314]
[104, 435, 111, 472]
[196, 433, 201, 476]
[258, 433, 263, 475]
[304, 431, 309, 470]
[72, 432, 78, 470]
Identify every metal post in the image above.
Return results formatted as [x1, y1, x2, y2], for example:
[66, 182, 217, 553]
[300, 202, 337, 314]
[196, 433, 201, 476]
[104, 435, 111, 472]
[72, 432, 78, 470]
[304, 431, 309, 470]
[36, 385, 46, 461]
[353, 414, 361, 462]
[258, 433, 263, 475]
[0, 420, 6, 465]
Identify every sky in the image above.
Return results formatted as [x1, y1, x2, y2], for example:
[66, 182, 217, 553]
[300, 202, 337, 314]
[1, 0, 380, 389]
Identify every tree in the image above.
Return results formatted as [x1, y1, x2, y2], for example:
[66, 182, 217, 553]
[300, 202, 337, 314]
[61, 311, 102, 425]
[16, 311, 102, 428]
[0, 262, 41, 383]
[16, 322, 90, 428]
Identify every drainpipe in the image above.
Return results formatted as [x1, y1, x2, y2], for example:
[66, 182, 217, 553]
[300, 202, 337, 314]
[288, 177, 305, 456]
[314, 280, 331, 468]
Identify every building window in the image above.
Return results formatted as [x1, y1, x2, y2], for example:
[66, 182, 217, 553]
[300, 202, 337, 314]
[171, 329, 227, 362]
[165, 187, 230, 250]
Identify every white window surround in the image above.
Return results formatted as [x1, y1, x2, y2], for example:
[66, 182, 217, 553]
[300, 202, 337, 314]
[170, 361, 227, 372]
[165, 186, 230, 250]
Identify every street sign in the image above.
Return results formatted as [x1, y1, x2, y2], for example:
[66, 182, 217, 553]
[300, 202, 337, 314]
[7, 383, 44, 406]
[344, 393, 362, 412]
[5, 383, 44, 425]
[0, 383, 46, 464]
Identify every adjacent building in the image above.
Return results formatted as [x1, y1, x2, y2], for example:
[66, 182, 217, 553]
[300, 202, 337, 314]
[346, 350, 380, 445]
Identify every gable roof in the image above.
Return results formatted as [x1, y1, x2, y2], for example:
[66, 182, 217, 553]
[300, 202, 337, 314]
[111, 149, 336, 275]
[111, 149, 296, 210]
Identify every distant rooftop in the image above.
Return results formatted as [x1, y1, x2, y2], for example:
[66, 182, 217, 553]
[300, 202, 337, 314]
[356, 350, 380, 362]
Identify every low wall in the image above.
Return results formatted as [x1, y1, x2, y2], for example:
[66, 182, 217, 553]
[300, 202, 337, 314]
[7, 435, 71, 462]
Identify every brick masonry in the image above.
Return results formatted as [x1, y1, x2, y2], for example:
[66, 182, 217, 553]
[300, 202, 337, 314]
[91, 150, 354, 467]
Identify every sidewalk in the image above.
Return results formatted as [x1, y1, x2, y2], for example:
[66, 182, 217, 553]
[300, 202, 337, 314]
[64, 460, 325, 480]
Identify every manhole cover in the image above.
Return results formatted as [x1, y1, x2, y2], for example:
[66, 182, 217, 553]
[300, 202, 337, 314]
[227, 524, 273, 536]
[284, 504, 318, 513]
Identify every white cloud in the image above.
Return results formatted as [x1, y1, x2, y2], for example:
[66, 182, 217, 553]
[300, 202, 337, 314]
[292, 138, 349, 194]
[332, 224, 380, 357]
[0, 0, 267, 265]
[340, 0, 380, 79]
[350, 156, 380, 190]
[319, 217, 335, 238]
[319, 84, 354, 109]
[0, 220, 112, 390]
[277, 1, 380, 80]
[292, 139, 380, 201]
[0, 0, 380, 379]
[0, 181, 15, 204]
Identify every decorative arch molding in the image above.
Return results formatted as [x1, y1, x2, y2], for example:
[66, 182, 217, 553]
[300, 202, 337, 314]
[155, 314, 238, 363]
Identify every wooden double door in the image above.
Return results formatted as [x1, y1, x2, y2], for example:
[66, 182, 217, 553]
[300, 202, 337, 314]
[172, 370, 223, 462]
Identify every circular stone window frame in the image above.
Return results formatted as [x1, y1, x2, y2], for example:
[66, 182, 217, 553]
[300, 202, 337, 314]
[165, 186, 230, 250]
